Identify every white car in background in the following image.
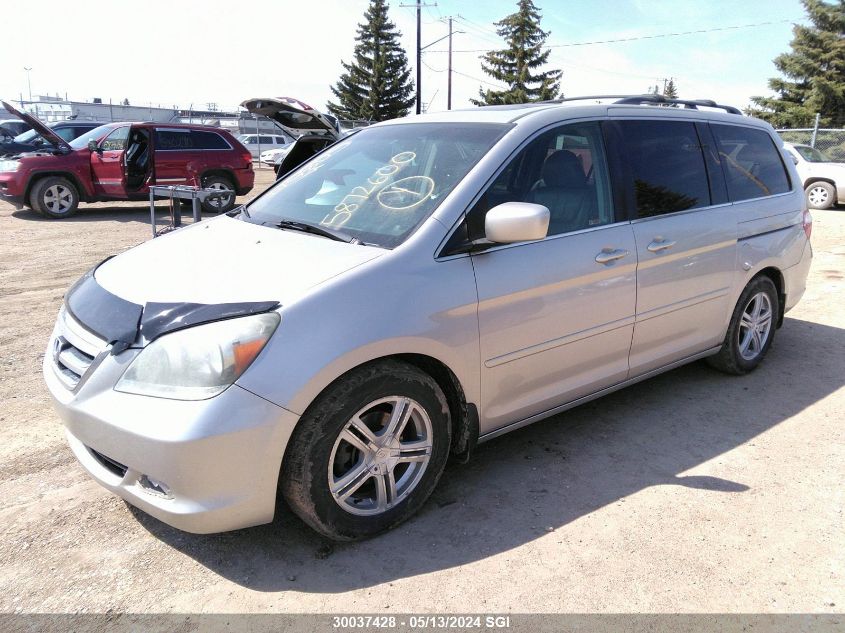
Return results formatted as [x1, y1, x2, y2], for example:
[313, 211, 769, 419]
[783, 142, 845, 209]
[260, 145, 291, 167]
[237, 133, 292, 159]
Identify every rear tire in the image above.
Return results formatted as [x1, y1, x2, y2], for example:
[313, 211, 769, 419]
[805, 181, 835, 210]
[707, 276, 779, 375]
[200, 175, 235, 213]
[281, 360, 451, 541]
[29, 176, 80, 219]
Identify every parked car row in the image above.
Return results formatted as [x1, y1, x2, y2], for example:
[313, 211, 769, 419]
[0, 101, 254, 217]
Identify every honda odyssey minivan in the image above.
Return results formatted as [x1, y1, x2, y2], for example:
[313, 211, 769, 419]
[43, 95, 813, 540]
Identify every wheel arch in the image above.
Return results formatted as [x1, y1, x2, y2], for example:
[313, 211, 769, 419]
[283, 353, 479, 468]
[755, 266, 786, 328]
[199, 169, 236, 187]
[25, 171, 91, 203]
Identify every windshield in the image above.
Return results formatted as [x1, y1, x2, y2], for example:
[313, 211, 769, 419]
[69, 124, 116, 149]
[793, 145, 831, 163]
[246, 123, 508, 248]
[13, 128, 40, 143]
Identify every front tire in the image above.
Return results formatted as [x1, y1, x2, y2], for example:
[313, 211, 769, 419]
[30, 176, 80, 218]
[707, 276, 779, 375]
[805, 181, 835, 210]
[281, 360, 451, 540]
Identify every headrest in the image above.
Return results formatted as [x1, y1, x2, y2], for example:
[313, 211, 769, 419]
[542, 150, 586, 188]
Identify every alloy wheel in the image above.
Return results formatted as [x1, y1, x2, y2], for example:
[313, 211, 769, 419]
[43, 184, 74, 214]
[738, 291, 773, 361]
[807, 185, 829, 208]
[328, 396, 433, 516]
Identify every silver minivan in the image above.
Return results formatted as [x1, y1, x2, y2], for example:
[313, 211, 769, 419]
[44, 96, 813, 540]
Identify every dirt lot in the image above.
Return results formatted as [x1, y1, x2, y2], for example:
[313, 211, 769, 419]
[0, 171, 843, 615]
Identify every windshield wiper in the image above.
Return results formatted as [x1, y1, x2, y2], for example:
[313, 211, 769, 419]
[272, 219, 359, 244]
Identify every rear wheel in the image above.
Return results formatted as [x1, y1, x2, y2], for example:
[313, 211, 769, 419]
[805, 181, 835, 210]
[30, 176, 80, 219]
[200, 175, 236, 213]
[707, 276, 779, 375]
[281, 360, 451, 540]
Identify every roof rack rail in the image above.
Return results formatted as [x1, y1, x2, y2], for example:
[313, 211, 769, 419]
[546, 94, 743, 115]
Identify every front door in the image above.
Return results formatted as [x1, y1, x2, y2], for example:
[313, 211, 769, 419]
[90, 125, 130, 197]
[468, 121, 637, 433]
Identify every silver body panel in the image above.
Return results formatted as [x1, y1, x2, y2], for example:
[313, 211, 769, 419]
[44, 101, 812, 533]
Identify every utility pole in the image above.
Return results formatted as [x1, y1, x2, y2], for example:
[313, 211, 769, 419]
[401, 2, 436, 115]
[23, 67, 32, 102]
[447, 17, 453, 110]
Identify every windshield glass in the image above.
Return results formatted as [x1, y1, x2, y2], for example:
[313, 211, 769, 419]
[13, 128, 40, 143]
[69, 124, 115, 149]
[793, 145, 831, 163]
[246, 122, 508, 248]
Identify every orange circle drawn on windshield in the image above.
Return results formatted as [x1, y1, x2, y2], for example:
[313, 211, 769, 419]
[376, 176, 435, 211]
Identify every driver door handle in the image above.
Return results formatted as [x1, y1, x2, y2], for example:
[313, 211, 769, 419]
[595, 248, 629, 265]
[647, 238, 676, 253]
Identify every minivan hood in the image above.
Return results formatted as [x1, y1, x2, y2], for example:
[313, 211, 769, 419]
[94, 215, 384, 305]
[240, 97, 340, 139]
[1, 100, 71, 152]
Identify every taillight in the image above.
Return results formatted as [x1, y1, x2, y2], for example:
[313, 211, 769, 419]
[803, 209, 813, 240]
[243, 151, 253, 168]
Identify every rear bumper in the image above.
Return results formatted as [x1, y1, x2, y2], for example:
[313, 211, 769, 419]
[783, 239, 813, 313]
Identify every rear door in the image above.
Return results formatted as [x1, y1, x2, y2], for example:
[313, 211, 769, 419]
[609, 118, 737, 376]
[90, 125, 130, 197]
[153, 127, 196, 186]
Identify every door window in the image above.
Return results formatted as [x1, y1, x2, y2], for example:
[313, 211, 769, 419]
[711, 124, 791, 201]
[467, 121, 614, 239]
[155, 129, 193, 150]
[191, 131, 230, 149]
[99, 126, 129, 151]
[616, 120, 711, 218]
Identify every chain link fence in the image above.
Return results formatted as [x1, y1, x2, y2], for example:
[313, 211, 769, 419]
[777, 128, 845, 161]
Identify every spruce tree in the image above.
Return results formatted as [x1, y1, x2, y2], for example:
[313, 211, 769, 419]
[471, 0, 563, 105]
[748, 0, 845, 127]
[327, 0, 415, 122]
[663, 78, 678, 99]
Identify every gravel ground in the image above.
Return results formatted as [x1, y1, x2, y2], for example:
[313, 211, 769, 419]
[0, 172, 842, 615]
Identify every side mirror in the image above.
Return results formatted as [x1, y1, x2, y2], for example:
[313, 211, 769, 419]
[485, 202, 550, 244]
[790, 154, 799, 165]
[87, 139, 101, 153]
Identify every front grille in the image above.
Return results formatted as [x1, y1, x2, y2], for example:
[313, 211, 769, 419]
[50, 308, 107, 390]
[88, 447, 128, 478]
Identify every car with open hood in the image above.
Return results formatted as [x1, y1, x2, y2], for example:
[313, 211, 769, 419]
[0, 120, 102, 157]
[44, 94, 812, 540]
[0, 101, 254, 217]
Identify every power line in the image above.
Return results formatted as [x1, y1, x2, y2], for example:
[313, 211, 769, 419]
[426, 18, 800, 53]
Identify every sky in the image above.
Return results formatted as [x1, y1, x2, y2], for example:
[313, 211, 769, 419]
[1, 0, 808, 117]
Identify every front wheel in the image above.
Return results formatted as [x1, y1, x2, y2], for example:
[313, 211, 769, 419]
[281, 360, 451, 540]
[805, 181, 836, 210]
[30, 176, 80, 218]
[707, 276, 779, 375]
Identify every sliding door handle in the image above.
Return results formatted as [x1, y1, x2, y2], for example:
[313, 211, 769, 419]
[647, 239, 676, 253]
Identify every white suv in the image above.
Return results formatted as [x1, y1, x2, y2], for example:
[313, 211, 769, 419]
[783, 142, 845, 209]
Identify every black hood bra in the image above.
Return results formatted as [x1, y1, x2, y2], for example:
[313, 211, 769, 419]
[65, 260, 279, 355]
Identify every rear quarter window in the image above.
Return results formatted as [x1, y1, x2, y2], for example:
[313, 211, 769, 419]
[191, 131, 230, 150]
[711, 124, 790, 201]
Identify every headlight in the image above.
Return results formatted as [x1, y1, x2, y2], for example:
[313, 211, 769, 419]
[0, 160, 20, 173]
[115, 312, 280, 400]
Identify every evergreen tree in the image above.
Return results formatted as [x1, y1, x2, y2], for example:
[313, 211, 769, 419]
[663, 78, 678, 99]
[748, 0, 845, 127]
[471, 0, 562, 105]
[327, 0, 415, 122]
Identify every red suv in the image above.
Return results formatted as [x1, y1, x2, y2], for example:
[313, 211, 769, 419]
[0, 102, 254, 218]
